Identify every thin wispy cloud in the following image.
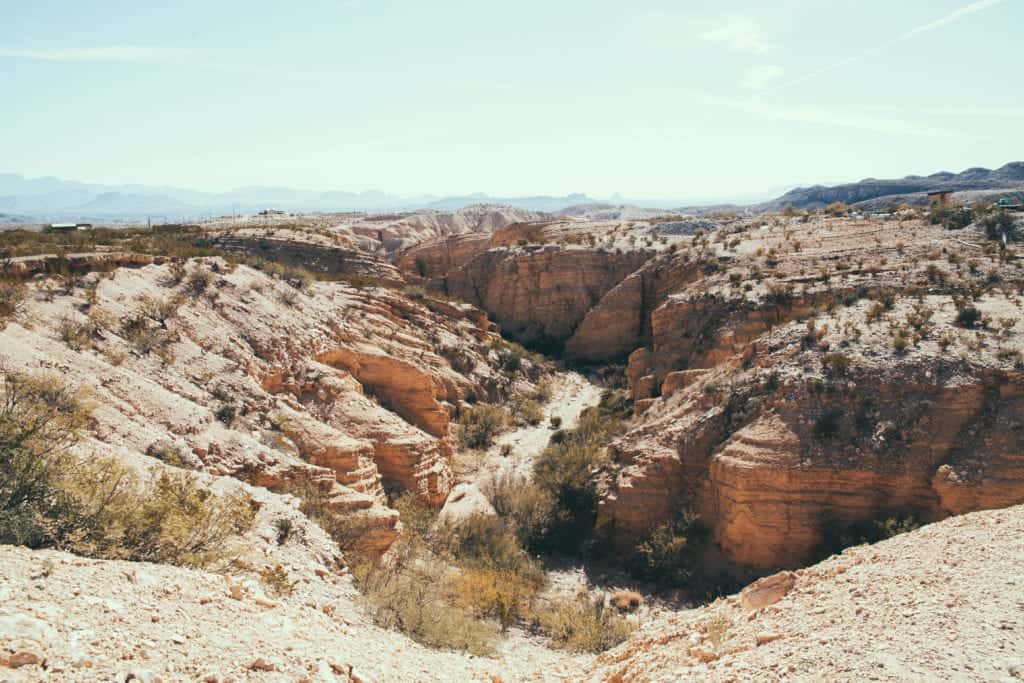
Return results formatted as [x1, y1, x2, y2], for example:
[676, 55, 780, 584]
[0, 45, 319, 81]
[899, 0, 1005, 40]
[0, 46, 199, 65]
[702, 17, 772, 54]
[776, 0, 1006, 90]
[740, 64, 784, 90]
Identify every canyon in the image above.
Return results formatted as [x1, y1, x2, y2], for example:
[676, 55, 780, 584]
[1, 199, 1023, 680]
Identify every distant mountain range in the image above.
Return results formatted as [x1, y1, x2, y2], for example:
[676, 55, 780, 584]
[0, 172, 779, 223]
[0, 174, 684, 222]
[2, 163, 1022, 223]
[756, 162, 1024, 212]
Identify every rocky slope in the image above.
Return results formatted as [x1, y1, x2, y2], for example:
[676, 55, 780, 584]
[585, 504, 1024, 682]
[3, 502, 1021, 681]
[0, 257, 543, 553]
[596, 213, 1024, 570]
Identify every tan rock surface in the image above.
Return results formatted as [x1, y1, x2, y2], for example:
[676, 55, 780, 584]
[586, 505, 1024, 682]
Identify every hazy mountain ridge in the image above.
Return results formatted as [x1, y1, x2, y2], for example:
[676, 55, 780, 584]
[757, 161, 1024, 211]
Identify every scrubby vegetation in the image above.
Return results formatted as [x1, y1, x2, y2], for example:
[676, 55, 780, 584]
[815, 513, 921, 560]
[532, 592, 634, 653]
[629, 511, 709, 586]
[0, 369, 254, 567]
[455, 403, 509, 450]
[531, 389, 630, 553]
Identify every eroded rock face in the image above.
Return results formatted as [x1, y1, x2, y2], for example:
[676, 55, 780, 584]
[594, 214, 1024, 572]
[208, 229, 403, 283]
[447, 246, 652, 350]
[0, 257, 528, 554]
[395, 233, 491, 279]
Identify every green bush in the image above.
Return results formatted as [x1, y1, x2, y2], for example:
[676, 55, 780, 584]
[439, 513, 544, 581]
[0, 370, 89, 525]
[813, 407, 843, 440]
[510, 395, 544, 427]
[532, 400, 626, 552]
[630, 511, 708, 586]
[456, 404, 508, 450]
[955, 305, 983, 329]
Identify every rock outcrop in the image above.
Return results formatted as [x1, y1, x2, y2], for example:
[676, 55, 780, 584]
[447, 245, 653, 350]
[0, 257, 534, 554]
[207, 228, 403, 283]
[586, 505, 1024, 682]
[596, 214, 1024, 571]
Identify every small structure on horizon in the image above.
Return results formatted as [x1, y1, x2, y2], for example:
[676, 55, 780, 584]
[44, 222, 92, 233]
[927, 190, 953, 208]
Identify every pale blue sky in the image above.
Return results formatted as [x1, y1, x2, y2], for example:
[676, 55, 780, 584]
[2, 0, 1021, 201]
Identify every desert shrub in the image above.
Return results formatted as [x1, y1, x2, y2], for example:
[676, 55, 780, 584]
[549, 415, 562, 429]
[0, 370, 90, 528]
[532, 402, 625, 552]
[609, 590, 643, 613]
[448, 566, 540, 630]
[509, 394, 544, 427]
[481, 473, 558, 550]
[56, 463, 256, 567]
[0, 280, 26, 323]
[273, 517, 294, 545]
[944, 208, 974, 230]
[630, 510, 708, 586]
[440, 513, 543, 579]
[816, 513, 921, 559]
[981, 211, 1018, 243]
[120, 311, 175, 360]
[138, 295, 181, 328]
[259, 564, 298, 596]
[278, 287, 299, 306]
[165, 260, 188, 286]
[532, 378, 554, 403]
[824, 202, 849, 216]
[955, 305, 983, 329]
[58, 315, 96, 351]
[0, 370, 254, 566]
[820, 352, 851, 377]
[183, 266, 214, 296]
[354, 558, 497, 655]
[496, 347, 522, 372]
[456, 404, 508, 450]
[533, 593, 635, 653]
[214, 403, 237, 425]
[813, 407, 843, 440]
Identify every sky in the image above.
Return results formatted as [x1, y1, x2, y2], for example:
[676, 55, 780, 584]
[1, 0, 1022, 202]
